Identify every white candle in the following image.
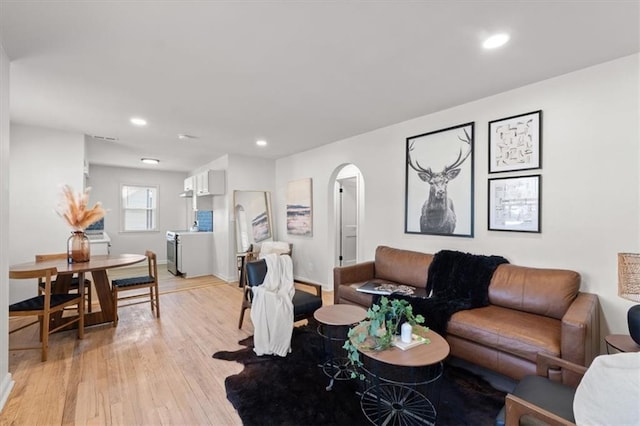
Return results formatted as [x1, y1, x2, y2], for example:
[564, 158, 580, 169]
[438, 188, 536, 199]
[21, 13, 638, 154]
[401, 322, 412, 343]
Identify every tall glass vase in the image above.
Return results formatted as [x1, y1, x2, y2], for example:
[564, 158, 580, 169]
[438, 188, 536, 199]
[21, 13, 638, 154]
[67, 230, 90, 263]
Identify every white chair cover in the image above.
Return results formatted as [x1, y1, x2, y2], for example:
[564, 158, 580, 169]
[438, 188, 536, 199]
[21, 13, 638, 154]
[573, 352, 640, 425]
[258, 241, 291, 257]
[250, 253, 295, 357]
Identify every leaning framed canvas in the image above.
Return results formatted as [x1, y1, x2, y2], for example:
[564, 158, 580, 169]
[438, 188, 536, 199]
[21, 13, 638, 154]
[405, 122, 474, 237]
[286, 178, 313, 236]
[488, 110, 542, 173]
[488, 174, 541, 233]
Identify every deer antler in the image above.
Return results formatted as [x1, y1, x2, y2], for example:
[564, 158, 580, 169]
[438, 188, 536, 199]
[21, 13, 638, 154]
[407, 140, 430, 173]
[443, 128, 472, 173]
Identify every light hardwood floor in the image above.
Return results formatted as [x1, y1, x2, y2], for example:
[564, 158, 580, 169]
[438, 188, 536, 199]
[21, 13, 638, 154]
[2, 271, 332, 425]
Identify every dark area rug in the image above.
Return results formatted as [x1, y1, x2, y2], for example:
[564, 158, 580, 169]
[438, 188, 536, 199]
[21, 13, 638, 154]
[213, 325, 505, 425]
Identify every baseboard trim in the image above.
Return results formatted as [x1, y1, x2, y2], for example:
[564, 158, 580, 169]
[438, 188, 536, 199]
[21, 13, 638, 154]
[293, 275, 329, 292]
[0, 372, 14, 414]
[215, 272, 329, 290]
[218, 273, 236, 283]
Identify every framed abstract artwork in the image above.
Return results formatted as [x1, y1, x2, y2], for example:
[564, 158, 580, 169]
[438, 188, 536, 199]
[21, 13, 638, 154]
[405, 122, 474, 237]
[488, 174, 541, 233]
[488, 110, 542, 173]
[286, 178, 313, 236]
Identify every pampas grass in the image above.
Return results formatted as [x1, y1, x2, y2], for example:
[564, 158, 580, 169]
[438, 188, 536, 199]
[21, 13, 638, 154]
[57, 185, 106, 230]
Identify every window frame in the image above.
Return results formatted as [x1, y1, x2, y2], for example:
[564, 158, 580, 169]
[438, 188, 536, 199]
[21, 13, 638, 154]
[120, 183, 159, 233]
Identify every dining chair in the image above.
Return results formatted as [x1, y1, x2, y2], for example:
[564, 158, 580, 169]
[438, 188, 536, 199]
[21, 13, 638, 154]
[9, 266, 84, 361]
[111, 250, 160, 327]
[35, 252, 93, 312]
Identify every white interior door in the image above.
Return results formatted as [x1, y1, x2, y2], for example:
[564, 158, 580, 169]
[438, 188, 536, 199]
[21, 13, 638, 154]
[338, 176, 358, 266]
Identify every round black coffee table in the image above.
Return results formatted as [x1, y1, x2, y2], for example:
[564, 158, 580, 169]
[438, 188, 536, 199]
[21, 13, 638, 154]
[314, 304, 368, 391]
[353, 325, 450, 425]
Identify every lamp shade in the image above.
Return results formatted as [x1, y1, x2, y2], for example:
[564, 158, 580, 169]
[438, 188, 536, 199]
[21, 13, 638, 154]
[618, 253, 640, 345]
[618, 253, 640, 302]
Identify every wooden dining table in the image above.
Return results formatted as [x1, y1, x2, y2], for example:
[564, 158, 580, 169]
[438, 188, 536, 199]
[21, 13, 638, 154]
[9, 253, 147, 329]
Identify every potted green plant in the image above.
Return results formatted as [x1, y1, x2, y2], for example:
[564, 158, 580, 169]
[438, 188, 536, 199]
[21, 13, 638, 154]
[343, 296, 429, 379]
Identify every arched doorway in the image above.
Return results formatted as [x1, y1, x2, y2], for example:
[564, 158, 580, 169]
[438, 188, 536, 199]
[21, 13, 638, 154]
[331, 164, 364, 267]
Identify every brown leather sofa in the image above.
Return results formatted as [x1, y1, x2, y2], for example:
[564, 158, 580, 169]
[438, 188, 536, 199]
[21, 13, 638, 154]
[334, 246, 600, 385]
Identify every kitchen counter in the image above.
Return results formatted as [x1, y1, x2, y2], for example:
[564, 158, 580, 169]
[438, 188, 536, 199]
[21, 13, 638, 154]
[87, 232, 111, 243]
[173, 231, 213, 235]
[88, 232, 111, 255]
[167, 230, 213, 278]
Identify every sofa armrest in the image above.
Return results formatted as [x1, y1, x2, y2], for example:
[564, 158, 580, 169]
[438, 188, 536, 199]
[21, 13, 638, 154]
[561, 292, 599, 385]
[333, 261, 375, 304]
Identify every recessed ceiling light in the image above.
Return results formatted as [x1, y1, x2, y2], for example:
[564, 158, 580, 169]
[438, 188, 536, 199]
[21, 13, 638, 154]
[141, 158, 159, 165]
[483, 33, 510, 49]
[256, 140, 267, 147]
[130, 117, 147, 126]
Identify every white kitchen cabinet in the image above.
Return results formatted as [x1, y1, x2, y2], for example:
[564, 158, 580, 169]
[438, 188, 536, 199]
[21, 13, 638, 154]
[195, 170, 225, 196]
[184, 176, 194, 192]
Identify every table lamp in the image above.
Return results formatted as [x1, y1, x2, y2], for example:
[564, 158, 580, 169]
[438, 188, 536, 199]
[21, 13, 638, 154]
[617, 252, 640, 345]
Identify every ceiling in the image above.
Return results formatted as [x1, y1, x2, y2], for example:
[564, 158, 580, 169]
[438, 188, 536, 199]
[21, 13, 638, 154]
[1, 1, 638, 172]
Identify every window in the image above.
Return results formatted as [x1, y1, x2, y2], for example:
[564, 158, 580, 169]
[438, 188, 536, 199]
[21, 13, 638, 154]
[121, 184, 158, 232]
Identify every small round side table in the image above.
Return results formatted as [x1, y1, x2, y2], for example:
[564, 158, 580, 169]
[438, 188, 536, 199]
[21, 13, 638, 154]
[314, 304, 368, 391]
[605, 334, 640, 354]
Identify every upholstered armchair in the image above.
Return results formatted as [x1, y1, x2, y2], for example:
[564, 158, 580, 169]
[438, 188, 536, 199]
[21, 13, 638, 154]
[496, 352, 640, 426]
[238, 257, 323, 329]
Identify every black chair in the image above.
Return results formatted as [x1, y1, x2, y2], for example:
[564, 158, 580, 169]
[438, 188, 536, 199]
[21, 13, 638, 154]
[495, 353, 587, 426]
[238, 258, 323, 329]
[111, 250, 160, 327]
[237, 243, 257, 288]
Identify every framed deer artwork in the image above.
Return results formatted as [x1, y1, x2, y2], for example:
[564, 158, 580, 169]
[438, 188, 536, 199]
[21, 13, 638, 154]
[488, 110, 542, 173]
[405, 122, 474, 237]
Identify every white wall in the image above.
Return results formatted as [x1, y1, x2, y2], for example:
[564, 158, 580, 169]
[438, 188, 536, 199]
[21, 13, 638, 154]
[0, 40, 14, 414]
[9, 124, 85, 303]
[275, 54, 640, 339]
[88, 164, 188, 261]
[189, 153, 276, 281]
[87, 154, 269, 283]
[227, 154, 276, 279]
[190, 155, 230, 280]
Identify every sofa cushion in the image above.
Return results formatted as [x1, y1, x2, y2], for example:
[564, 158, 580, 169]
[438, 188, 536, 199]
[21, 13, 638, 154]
[447, 305, 561, 362]
[374, 246, 432, 289]
[488, 264, 580, 320]
[337, 281, 376, 307]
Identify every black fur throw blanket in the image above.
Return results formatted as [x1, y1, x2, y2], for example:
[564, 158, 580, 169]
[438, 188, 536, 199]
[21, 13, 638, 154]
[374, 250, 508, 336]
